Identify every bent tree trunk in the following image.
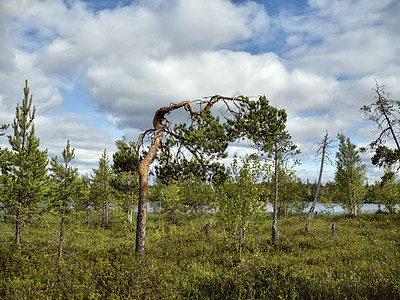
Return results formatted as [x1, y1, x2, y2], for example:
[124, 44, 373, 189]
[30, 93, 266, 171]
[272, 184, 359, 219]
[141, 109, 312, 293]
[136, 131, 163, 255]
[135, 96, 242, 256]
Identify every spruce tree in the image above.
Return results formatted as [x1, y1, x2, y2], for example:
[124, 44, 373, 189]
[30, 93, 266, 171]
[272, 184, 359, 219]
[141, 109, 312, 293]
[4, 80, 48, 244]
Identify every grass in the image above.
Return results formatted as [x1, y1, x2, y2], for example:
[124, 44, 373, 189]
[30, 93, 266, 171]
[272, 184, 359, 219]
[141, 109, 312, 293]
[0, 212, 399, 299]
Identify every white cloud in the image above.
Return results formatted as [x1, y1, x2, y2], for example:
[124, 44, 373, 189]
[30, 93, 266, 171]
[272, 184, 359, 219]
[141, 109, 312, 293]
[0, 0, 398, 183]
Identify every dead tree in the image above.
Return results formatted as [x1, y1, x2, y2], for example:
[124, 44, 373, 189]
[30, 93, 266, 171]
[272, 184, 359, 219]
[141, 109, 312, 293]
[308, 131, 333, 219]
[135, 95, 244, 256]
[360, 81, 400, 168]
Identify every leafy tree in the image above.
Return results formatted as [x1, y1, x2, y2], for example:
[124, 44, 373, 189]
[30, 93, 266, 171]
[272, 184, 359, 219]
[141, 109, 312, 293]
[155, 179, 188, 224]
[180, 174, 216, 214]
[91, 149, 113, 226]
[360, 81, 400, 168]
[272, 167, 305, 218]
[50, 140, 78, 266]
[70, 175, 91, 224]
[228, 96, 300, 241]
[216, 155, 268, 259]
[112, 137, 140, 223]
[2, 80, 48, 244]
[335, 133, 367, 216]
[376, 165, 399, 213]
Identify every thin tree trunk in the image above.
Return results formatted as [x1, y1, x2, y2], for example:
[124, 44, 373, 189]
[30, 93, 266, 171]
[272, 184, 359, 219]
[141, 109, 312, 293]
[272, 152, 279, 241]
[105, 188, 109, 225]
[58, 196, 67, 266]
[86, 199, 90, 226]
[380, 101, 400, 151]
[15, 208, 21, 244]
[308, 132, 330, 219]
[353, 189, 357, 217]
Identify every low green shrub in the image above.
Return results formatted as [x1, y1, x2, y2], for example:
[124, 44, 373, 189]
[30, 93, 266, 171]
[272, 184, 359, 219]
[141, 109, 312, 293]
[0, 213, 399, 299]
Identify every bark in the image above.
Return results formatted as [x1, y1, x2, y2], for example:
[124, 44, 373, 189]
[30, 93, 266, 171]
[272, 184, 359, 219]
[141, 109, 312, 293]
[379, 99, 400, 151]
[58, 195, 67, 266]
[136, 131, 163, 255]
[85, 199, 90, 226]
[105, 186, 109, 225]
[308, 132, 330, 219]
[15, 208, 21, 244]
[272, 152, 279, 241]
[353, 189, 357, 217]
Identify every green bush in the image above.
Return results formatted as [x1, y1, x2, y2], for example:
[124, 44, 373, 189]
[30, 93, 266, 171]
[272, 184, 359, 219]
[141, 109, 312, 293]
[0, 213, 399, 299]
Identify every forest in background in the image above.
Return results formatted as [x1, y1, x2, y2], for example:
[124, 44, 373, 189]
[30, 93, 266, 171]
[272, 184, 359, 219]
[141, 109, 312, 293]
[1, 80, 400, 298]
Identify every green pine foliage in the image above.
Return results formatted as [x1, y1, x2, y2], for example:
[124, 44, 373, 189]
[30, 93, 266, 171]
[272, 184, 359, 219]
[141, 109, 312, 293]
[49, 140, 78, 265]
[1, 80, 48, 243]
[91, 149, 113, 225]
[111, 137, 140, 222]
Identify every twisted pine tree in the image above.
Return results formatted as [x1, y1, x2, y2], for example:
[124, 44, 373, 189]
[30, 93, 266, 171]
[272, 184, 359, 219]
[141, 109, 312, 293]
[4, 80, 48, 244]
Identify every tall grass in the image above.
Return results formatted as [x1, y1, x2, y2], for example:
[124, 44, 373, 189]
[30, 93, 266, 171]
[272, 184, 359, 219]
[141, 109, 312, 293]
[1, 212, 399, 299]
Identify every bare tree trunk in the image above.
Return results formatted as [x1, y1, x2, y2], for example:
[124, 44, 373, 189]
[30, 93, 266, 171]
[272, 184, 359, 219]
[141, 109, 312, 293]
[58, 196, 67, 266]
[136, 131, 163, 255]
[353, 189, 357, 217]
[105, 188, 109, 226]
[308, 131, 330, 219]
[379, 100, 400, 151]
[239, 224, 245, 261]
[272, 152, 279, 241]
[86, 199, 90, 226]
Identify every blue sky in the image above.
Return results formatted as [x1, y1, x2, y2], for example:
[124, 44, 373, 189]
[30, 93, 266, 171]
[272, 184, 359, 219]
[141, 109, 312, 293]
[0, 0, 399, 182]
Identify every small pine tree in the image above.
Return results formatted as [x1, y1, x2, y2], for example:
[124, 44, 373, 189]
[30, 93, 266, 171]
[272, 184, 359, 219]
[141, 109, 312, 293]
[3, 80, 48, 244]
[50, 140, 78, 265]
[91, 149, 113, 226]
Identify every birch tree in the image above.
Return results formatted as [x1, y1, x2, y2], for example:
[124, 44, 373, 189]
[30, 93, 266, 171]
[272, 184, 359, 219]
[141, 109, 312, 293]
[335, 133, 366, 216]
[228, 96, 299, 241]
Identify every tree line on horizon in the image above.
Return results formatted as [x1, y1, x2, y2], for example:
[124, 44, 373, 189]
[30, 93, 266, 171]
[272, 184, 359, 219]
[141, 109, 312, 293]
[0, 80, 399, 259]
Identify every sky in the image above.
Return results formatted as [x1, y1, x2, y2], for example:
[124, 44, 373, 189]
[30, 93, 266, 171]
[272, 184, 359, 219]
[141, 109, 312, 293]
[0, 0, 400, 183]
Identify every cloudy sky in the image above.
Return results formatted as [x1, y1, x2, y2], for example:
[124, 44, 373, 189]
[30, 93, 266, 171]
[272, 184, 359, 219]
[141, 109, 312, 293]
[1, 0, 399, 183]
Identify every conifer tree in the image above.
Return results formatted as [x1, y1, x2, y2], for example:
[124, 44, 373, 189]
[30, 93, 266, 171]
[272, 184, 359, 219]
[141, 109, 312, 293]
[112, 137, 140, 223]
[91, 149, 113, 225]
[50, 140, 78, 266]
[3, 80, 48, 244]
